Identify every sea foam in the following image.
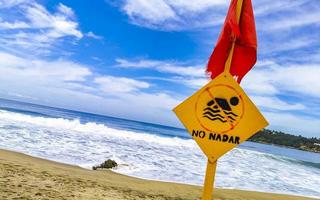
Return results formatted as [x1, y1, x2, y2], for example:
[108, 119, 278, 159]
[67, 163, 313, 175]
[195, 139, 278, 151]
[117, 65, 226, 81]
[0, 109, 319, 198]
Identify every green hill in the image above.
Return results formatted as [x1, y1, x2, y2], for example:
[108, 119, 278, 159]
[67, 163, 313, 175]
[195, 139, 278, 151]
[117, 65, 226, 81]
[249, 129, 320, 153]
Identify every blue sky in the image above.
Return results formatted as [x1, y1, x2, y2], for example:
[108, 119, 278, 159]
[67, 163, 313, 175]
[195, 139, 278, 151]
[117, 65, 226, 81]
[0, 0, 319, 137]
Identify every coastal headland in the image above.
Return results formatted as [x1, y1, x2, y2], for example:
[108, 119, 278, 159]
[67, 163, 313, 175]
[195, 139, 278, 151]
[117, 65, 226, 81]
[0, 149, 316, 200]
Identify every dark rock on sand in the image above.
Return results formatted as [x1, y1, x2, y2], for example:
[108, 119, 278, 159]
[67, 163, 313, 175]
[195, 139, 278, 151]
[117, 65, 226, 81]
[92, 159, 118, 170]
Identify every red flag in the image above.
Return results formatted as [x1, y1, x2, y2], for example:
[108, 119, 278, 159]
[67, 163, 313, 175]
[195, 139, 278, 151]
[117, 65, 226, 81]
[206, 0, 257, 83]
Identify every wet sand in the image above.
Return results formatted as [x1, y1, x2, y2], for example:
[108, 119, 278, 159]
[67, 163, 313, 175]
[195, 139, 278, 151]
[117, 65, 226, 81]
[0, 149, 316, 200]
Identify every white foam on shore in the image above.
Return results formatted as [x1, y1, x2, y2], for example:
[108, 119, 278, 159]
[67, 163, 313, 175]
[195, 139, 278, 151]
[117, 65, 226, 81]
[0, 109, 319, 198]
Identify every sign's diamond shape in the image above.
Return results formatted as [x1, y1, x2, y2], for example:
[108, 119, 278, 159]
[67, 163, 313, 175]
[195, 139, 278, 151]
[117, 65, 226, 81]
[173, 73, 268, 162]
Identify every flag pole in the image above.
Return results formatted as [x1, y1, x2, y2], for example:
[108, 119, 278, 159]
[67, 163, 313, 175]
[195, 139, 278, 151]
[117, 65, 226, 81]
[201, 160, 217, 200]
[224, 0, 244, 74]
[202, 1, 244, 200]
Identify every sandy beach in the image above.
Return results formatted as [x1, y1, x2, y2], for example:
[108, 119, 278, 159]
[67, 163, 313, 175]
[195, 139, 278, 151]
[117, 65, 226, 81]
[0, 149, 317, 200]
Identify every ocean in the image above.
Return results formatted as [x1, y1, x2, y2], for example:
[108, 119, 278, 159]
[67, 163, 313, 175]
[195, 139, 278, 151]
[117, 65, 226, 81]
[0, 98, 319, 198]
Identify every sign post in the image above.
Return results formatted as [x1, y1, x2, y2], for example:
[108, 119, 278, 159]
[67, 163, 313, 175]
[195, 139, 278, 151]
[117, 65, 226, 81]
[202, 160, 217, 200]
[201, 1, 244, 198]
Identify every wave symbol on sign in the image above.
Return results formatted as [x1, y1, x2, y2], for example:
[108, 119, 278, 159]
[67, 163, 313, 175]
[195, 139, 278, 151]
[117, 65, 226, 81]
[203, 97, 239, 123]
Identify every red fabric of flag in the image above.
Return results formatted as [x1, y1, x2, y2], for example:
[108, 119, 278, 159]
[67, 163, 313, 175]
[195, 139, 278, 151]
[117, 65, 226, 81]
[206, 0, 257, 83]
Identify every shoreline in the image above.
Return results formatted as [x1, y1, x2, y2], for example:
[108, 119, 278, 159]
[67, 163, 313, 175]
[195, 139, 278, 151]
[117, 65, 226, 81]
[0, 149, 317, 200]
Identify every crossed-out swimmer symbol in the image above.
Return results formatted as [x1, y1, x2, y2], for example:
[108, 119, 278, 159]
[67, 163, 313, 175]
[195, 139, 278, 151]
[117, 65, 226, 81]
[195, 85, 244, 133]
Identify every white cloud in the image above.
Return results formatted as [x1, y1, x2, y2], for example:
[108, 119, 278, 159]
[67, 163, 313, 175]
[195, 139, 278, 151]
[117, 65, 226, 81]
[241, 60, 320, 114]
[121, 57, 320, 122]
[0, 0, 183, 127]
[276, 65, 320, 97]
[57, 3, 75, 18]
[0, 19, 29, 29]
[0, 52, 91, 82]
[242, 69, 279, 96]
[118, 0, 319, 31]
[113, 55, 320, 134]
[0, 0, 27, 8]
[243, 61, 320, 98]
[119, 0, 227, 30]
[94, 76, 150, 93]
[86, 31, 103, 40]
[124, 0, 177, 24]
[261, 12, 320, 32]
[260, 36, 318, 54]
[165, 0, 225, 12]
[251, 96, 305, 111]
[116, 57, 320, 102]
[307, 51, 320, 63]
[0, 50, 181, 127]
[24, 2, 82, 38]
[160, 65, 205, 77]
[175, 77, 208, 89]
[116, 58, 211, 89]
[115, 57, 315, 119]
[123, 0, 227, 28]
[8, 92, 37, 100]
[116, 58, 206, 77]
[141, 76, 208, 89]
[264, 111, 320, 137]
[0, 1, 83, 54]
[0, 51, 25, 66]
[253, 0, 306, 16]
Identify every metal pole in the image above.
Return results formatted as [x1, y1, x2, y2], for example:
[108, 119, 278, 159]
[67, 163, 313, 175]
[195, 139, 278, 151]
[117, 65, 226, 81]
[224, 0, 244, 74]
[201, 160, 217, 200]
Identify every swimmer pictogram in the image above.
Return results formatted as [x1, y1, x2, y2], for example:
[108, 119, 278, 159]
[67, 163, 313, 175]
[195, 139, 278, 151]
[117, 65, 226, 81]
[203, 97, 239, 123]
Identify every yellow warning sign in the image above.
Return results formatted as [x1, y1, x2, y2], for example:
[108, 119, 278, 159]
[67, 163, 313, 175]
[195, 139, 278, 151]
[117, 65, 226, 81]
[173, 73, 268, 162]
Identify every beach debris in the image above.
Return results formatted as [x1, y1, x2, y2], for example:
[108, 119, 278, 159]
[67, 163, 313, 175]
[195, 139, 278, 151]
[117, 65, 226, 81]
[92, 159, 118, 170]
